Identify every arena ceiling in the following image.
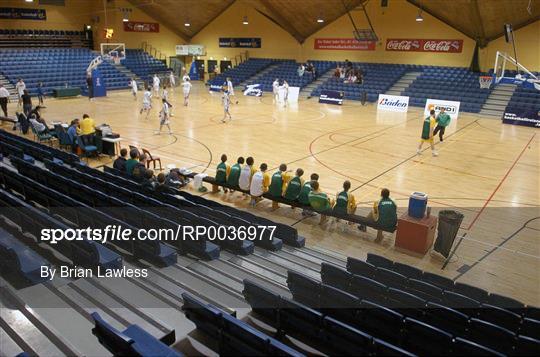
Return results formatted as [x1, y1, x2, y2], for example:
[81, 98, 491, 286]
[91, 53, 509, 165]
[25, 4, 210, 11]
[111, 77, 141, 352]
[127, 0, 540, 46]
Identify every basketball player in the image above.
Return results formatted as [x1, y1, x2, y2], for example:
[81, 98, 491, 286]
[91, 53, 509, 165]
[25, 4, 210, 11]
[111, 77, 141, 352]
[182, 69, 190, 82]
[157, 98, 172, 135]
[222, 90, 232, 123]
[226, 77, 238, 104]
[272, 78, 280, 102]
[130, 77, 138, 100]
[433, 107, 451, 142]
[281, 80, 289, 107]
[152, 74, 160, 96]
[140, 86, 152, 119]
[182, 78, 192, 106]
[16, 78, 25, 108]
[417, 109, 439, 156]
[169, 71, 176, 88]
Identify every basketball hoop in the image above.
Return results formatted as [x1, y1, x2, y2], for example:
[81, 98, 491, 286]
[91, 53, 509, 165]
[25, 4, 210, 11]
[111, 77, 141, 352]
[479, 76, 493, 89]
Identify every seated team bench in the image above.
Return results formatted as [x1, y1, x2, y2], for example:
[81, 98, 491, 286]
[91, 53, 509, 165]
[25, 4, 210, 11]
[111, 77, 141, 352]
[91, 312, 183, 357]
[183, 173, 396, 234]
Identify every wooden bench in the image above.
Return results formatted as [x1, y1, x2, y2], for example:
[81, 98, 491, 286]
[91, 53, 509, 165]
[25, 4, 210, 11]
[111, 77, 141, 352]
[184, 173, 396, 234]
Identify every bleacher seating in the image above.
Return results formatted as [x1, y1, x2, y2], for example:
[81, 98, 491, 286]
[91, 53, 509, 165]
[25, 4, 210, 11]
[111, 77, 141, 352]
[404, 67, 490, 113]
[91, 312, 182, 357]
[311, 61, 407, 102]
[0, 226, 51, 284]
[505, 85, 540, 113]
[0, 48, 129, 96]
[291, 266, 540, 355]
[252, 60, 334, 92]
[181, 292, 304, 356]
[0, 29, 91, 48]
[122, 49, 170, 82]
[208, 57, 279, 87]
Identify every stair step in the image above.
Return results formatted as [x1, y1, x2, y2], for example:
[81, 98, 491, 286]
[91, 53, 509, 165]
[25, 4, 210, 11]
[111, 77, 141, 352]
[479, 110, 503, 117]
[483, 104, 507, 110]
[485, 99, 509, 105]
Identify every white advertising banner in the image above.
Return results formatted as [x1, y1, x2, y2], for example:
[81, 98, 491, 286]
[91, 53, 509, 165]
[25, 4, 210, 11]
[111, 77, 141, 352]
[279, 86, 300, 103]
[377, 94, 409, 112]
[175, 45, 188, 55]
[424, 99, 461, 120]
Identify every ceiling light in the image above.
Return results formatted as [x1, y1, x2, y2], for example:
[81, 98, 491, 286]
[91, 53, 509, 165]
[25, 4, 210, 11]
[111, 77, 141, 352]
[86, 25, 92, 30]
[25, 0, 34, 3]
[317, 18, 324, 23]
[416, 11, 424, 22]
[123, 17, 129, 22]
[184, 22, 190, 27]
[242, 16, 249, 25]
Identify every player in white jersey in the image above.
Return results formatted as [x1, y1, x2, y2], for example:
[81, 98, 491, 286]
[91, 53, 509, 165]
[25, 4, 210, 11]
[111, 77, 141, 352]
[157, 98, 172, 135]
[15, 78, 26, 107]
[169, 71, 175, 88]
[182, 78, 192, 106]
[272, 78, 280, 103]
[226, 77, 238, 104]
[130, 78, 138, 100]
[140, 87, 152, 119]
[221, 90, 232, 123]
[152, 74, 160, 96]
[280, 80, 289, 107]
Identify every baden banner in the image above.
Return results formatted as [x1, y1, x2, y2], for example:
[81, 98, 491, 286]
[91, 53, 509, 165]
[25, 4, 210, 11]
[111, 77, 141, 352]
[319, 90, 344, 105]
[502, 107, 540, 128]
[314, 38, 376, 51]
[219, 38, 261, 48]
[424, 99, 461, 120]
[377, 94, 409, 112]
[243, 84, 263, 97]
[0, 7, 46, 20]
[386, 39, 463, 53]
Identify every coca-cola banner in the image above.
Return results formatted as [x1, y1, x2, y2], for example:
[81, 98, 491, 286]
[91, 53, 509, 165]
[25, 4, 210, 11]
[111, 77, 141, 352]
[386, 39, 463, 53]
[314, 38, 376, 51]
[124, 21, 159, 33]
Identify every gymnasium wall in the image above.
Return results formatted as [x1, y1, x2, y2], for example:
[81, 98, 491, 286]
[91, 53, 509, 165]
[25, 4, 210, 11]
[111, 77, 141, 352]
[0, 0, 185, 58]
[192, 0, 475, 68]
[479, 20, 540, 72]
[190, 1, 301, 61]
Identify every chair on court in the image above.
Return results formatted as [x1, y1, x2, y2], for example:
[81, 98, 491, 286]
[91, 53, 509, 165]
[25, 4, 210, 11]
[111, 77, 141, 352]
[142, 148, 162, 171]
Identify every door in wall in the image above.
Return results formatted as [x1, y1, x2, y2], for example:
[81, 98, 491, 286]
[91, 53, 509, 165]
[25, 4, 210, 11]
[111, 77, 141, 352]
[220, 60, 232, 74]
[194, 60, 205, 80]
[208, 60, 218, 79]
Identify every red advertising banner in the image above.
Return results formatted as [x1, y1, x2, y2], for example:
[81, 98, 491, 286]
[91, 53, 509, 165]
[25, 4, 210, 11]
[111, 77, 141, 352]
[386, 39, 463, 53]
[314, 38, 376, 51]
[123, 21, 159, 33]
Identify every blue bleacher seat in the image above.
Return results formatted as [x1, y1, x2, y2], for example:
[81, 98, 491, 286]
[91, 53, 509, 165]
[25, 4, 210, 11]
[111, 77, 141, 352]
[91, 312, 182, 357]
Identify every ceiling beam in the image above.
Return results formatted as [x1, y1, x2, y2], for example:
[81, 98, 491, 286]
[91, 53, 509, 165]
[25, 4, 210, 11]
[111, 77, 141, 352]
[256, 0, 305, 43]
[406, 0, 475, 40]
[301, 0, 367, 40]
[486, 15, 540, 42]
[470, 0, 487, 47]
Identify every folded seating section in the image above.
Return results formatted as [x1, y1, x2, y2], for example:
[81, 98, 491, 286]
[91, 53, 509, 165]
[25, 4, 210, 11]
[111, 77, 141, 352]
[208, 58, 280, 87]
[122, 49, 170, 82]
[319, 261, 540, 352]
[0, 48, 129, 96]
[181, 292, 303, 356]
[0, 28, 91, 49]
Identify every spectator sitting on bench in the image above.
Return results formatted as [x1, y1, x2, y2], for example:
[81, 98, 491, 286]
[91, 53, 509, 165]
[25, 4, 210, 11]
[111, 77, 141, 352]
[132, 154, 148, 179]
[141, 169, 156, 190]
[249, 163, 270, 207]
[358, 188, 397, 241]
[268, 163, 292, 210]
[299, 173, 319, 216]
[80, 114, 95, 135]
[125, 149, 139, 175]
[333, 180, 357, 223]
[226, 156, 244, 192]
[166, 169, 186, 188]
[308, 181, 334, 225]
[29, 115, 50, 135]
[214, 154, 230, 193]
[239, 156, 256, 195]
[113, 148, 128, 172]
[67, 119, 79, 152]
[283, 168, 304, 203]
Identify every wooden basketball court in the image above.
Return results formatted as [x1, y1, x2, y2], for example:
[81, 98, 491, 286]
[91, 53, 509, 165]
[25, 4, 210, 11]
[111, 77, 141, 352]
[7, 82, 538, 305]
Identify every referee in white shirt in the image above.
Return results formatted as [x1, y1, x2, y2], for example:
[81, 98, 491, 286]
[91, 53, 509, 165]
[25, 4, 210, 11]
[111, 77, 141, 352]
[0, 83, 9, 117]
